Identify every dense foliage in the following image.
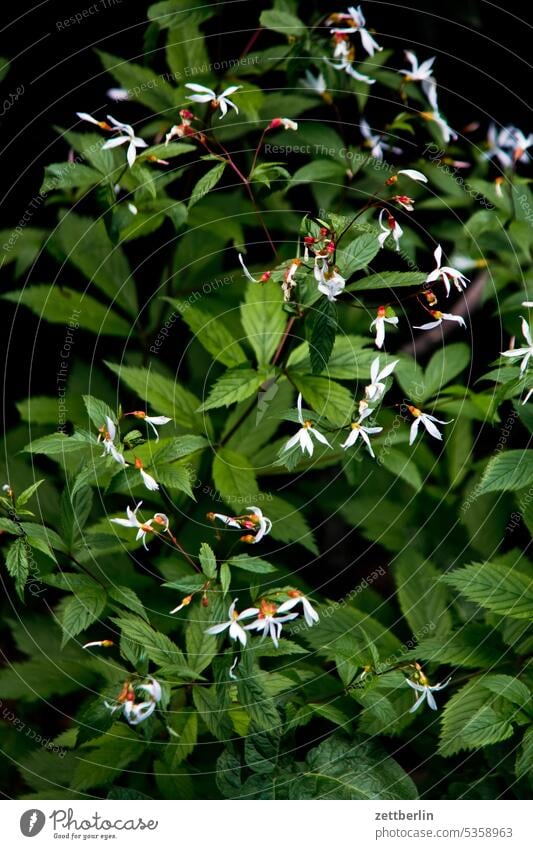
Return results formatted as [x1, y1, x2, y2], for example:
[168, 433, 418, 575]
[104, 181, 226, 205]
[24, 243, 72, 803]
[1, 1, 532, 801]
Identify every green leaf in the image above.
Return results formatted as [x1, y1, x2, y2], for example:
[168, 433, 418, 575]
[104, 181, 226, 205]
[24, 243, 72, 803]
[152, 435, 208, 465]
[189, 162, 226, 208]
[5, 538, 30, 600]
[15, 479, 45, 508]
[0, 518, 23, 534]
[82, 395, 116, 430]
[240, 278, 286, 366]
[475, 450, 533, 496]
[108, 586, 148, 621]
[263, 494, 318, 554]
[226, 553, 277, 574]
[97, 50, 176, 111]
[105, 362, 205, 432]
[439, 676, 520, 756]
[291, 160, 346, 186]
[200, 368, 267, 411]
[377, 447, 422, 491]
[54, 213, 137, 316]
[165, 298, 247, 367]
[294, 736, 418, 799]
[112, 615, 187, 667]
[24, 432, 93, 456]
[289, 374, 354, 426]
[516, 726, 533, 779]
[310, 299, 337, 375]
[259, 9, 306, 37]
[442, 562, 533, 620]
[3, 286, 131, 337]
[236, 657, 280, 730]
[406, 624, 507, 668]
[212, 447, 259, 503]
[60, 585, 107, 646]
[422, 342, 470, 401]
[154, 464, 195, 499]
[394, 553, 452, 639]
[168, 712, 198, 767]
[72, 725, 141, 791]
[41, 162, 102, 193]
[336, 233, 380, 278]
[186, 596, 223, 673]
[199, 542, 217, 579]
[346, 271, 426, 291]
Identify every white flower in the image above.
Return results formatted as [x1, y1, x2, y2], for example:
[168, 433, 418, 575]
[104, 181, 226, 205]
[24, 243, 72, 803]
[107, 87, 130, 102]
[134, 458, 159, 491]
[136, 676, 162, 703]
[105, 677, 162, 725]
[282, 258, 302, 300]
[269, 117, 298, 131]
[169, 594, 193, 615]
[207, 511, 242, 529]
[370, 306, 398, 349]
[244, 505, 272, 544]
[414, 310, 466, 331]
[314, 257, 346, 302]
[76, 111, 112, 129]
[244, 599, 298, 648]
[126, 410, 172, 441]
[406, 676, 451, 712]
[340, 407, 382, 457]
[328, 54, 376, 84]
[110, 502, 168, 550]
[360, 118, 402, 159]
[329, 6, 383, 56]
[399, 50, 436, 100]
[277, 591, 319, 627]
[238, 252, 261, 282]
[82, 639, 113, 649]
[140, 468, 159, 491]
[484, 124, 514, 169]
[421, 86, 456, 145]
[101, 115, 148, 168]
[207, 506, 272, 543]
[301, 70, 328, 96]
[282, 393, 332, 457]
[523, 388, 533, 404]
[426, 245, 470, 296]
[185, 83, 241, 118]
[365, 357, 398, 402]
[408, 405, 452, 444]
[397, 169, 428, 183]
[377, 209, 403, 251]
[99, 416, 126, 466]
[205, 599, 259, 646]
[501, 316, 533, 375]
[393, 194, 415, 212]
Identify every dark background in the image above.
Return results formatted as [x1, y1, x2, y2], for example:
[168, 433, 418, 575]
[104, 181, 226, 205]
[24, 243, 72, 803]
[1, 0, 532, 413]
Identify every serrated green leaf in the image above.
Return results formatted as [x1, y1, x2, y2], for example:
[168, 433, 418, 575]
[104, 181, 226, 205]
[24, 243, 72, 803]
[3, 286, 131, 337]
[189, 162, 226, 208]
[200, 368, 266, 411]
[442, 562, 533, 619]
[240, 279, 286, 367]
[310, 298, 337, 375]
[475, 451, 533, 496]
[60, 585, 107, 646]
[347, 271, 426, 291]
[5, 538, 30, 600]
[105, 362, 205, 432]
